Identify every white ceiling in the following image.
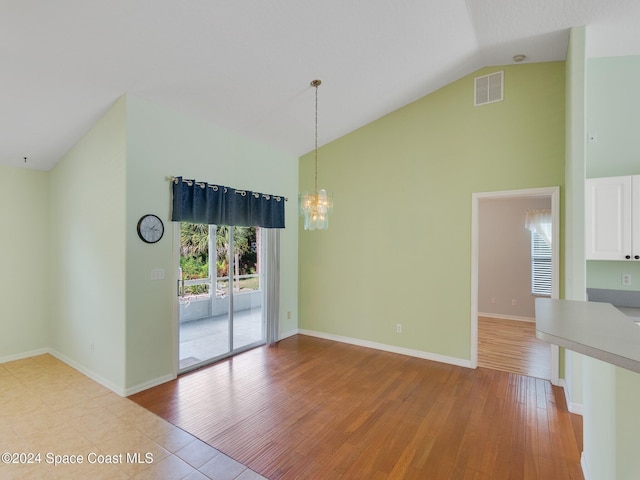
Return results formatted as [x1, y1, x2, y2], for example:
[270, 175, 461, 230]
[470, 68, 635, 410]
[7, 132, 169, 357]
[2, 0, 639, 171]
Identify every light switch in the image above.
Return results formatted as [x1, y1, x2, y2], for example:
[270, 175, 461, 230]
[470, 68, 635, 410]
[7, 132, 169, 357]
[151, 268, 165, 280]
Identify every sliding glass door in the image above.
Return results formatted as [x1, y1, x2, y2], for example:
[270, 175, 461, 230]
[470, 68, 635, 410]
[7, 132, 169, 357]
[178, 223, 265, 372]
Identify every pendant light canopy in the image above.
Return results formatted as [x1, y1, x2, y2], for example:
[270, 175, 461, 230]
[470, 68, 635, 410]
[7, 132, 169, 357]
[299, 79, 333, 230]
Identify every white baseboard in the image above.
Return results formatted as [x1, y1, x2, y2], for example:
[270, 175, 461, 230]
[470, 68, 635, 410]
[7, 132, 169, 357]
[478, 312, 535, 322]
[278, 328, 299, 341]
[559, 378, 584, 415]
[581, 452, 591, 480]
[48, 349, 129, 397]
[0, 347, 49, 364]
[50, 350, 176, 397]
[4, 348, 182, 398]
[569, 402, 584, 416]
[4, 329, 473, 398]
[124, 373, 176, 397]
[297, 329, 473, 369]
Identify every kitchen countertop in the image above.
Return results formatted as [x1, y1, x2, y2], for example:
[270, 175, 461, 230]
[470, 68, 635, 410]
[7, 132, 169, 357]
[615, 305, 640, 318]
[535, 298, 640, 374]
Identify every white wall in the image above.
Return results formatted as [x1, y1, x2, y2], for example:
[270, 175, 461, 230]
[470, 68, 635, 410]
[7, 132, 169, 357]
[478, 196, 551, 319]
[585, 55, 640, 293]
[3, 94, 298, 395]
[0, 166, 49, 360]
[583, 357, 616, 480]
[124, 95, 299, 392]
[564, 24, 587, 416]
[586, 55, 640, 179]
[48, 96, 127, 390]
[581, 51, 640, 480]
[615, 367, 640, 479]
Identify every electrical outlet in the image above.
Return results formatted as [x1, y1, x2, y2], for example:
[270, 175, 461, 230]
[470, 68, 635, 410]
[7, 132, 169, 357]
[622, 274, 632, 286]
[511, 299, 517, 306]
[90, 343, 95, 353]
[287, 311, 292, 319]
[490, 297, 496, 304]
[396, 323, 402, 333]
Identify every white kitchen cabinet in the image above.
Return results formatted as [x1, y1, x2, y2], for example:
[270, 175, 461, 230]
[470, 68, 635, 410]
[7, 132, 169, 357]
[585, 175, 640, 261]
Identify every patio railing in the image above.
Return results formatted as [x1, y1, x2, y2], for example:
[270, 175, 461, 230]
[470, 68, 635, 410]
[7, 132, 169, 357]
[179, 274, 260, 299]
[178, 274, 262, 323]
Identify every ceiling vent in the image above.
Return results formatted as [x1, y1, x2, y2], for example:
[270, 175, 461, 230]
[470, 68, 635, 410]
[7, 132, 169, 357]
[474, 71, 503, 106]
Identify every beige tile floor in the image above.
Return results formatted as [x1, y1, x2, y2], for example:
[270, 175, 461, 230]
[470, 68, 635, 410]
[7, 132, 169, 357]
[0, 354, 266, 480]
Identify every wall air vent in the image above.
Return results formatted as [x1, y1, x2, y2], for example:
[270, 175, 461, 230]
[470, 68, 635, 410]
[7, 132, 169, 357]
[474, 71, 504, 106]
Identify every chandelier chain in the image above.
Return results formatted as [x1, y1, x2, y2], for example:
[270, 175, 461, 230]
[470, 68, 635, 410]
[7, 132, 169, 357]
[314, 81, 319, 194]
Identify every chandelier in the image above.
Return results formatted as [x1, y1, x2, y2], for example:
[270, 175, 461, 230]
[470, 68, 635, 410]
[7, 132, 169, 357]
[299, 79, 333, 230]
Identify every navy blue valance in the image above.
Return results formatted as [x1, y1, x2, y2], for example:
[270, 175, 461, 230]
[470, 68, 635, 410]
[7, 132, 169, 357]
[171, 177, 285, 228]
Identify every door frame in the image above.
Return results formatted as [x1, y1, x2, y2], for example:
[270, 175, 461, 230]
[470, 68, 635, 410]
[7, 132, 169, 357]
[172, 222, 180, 378]
[470, 186, 560, 385]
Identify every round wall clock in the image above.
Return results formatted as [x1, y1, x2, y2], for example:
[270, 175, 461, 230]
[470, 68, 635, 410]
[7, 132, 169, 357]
[137, 214, 164, 244]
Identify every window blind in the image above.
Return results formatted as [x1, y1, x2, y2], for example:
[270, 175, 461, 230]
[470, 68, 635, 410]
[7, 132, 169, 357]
[531, 231, 552, 296]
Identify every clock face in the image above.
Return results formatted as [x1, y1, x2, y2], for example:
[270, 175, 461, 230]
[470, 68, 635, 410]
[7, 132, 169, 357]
[137, 214, 164, 244]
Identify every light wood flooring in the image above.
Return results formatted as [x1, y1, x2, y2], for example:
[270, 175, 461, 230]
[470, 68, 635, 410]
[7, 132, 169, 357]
[131, 334, 583, 480]
[478, 316, 551, 380]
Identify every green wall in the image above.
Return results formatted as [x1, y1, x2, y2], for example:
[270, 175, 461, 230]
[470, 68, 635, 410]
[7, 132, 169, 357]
[587, 261, 640, 291]
[0, 166, 49, 359]
[299, 62, 565, 361]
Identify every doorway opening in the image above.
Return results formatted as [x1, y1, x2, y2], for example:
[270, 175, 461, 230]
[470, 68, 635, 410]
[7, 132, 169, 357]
[177, 223, 266, 372]
[471, 187, 560, 384]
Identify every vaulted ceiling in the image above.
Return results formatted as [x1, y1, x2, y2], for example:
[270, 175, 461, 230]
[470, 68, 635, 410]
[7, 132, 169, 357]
[2, 0, 639, 170]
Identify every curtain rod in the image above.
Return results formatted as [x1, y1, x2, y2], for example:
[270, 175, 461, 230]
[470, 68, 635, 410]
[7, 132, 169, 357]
[168, 176, 288, 201]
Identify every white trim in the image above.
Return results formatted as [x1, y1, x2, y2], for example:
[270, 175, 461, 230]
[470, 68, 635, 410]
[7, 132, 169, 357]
[278, 328, 299, 341]
[581, 452, 591, 480]
[0, 347, 49, 364]
[124, 373, 176, 397]
[172, 222, 181, 378]
[298, 329, 473, 369]
[477, 312, 535, 323]
[471, 195, 479, 369]
[471, 186, 561, 385]
[559, 378, 584, 415]
[2, 348, 176, 397]
[48, 349, 127, 397]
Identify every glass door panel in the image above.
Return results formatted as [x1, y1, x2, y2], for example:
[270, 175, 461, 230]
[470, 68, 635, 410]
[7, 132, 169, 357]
[178, 223, 222, 370]
[210, 225, 231, 358]
[178, 223, 265, 373]
[232, 226, 264, 351]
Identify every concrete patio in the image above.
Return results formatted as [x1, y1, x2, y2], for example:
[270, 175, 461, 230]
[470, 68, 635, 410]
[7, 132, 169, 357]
[179, 307, 264, 370]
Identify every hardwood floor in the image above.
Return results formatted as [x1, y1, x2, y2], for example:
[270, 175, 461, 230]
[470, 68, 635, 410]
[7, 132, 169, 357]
[478, 316, 551, 380]
[131, 335, 582, 479]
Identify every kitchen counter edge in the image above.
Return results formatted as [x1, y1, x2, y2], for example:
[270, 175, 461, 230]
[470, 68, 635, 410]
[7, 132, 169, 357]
[535, 298, 640, 374]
